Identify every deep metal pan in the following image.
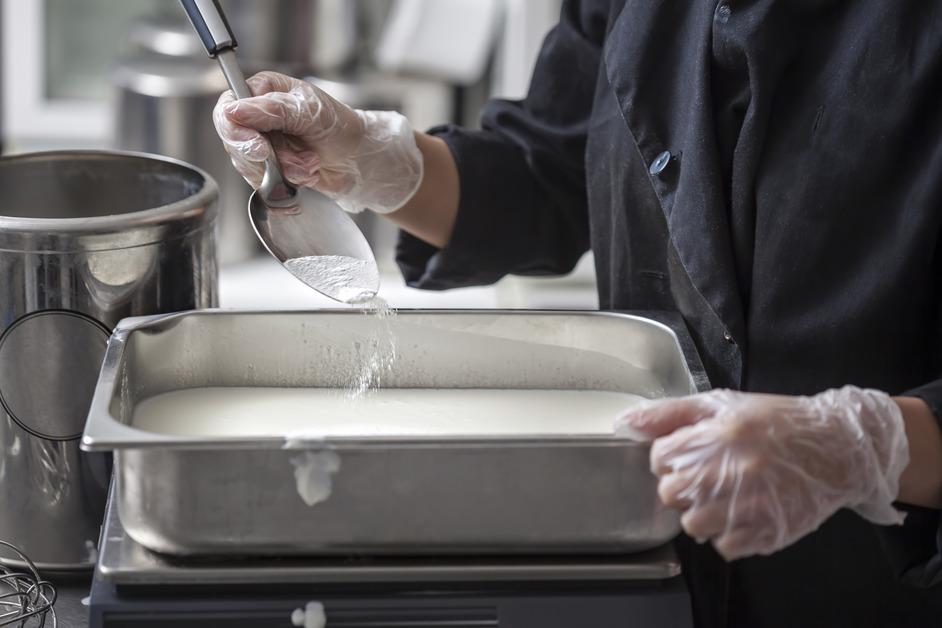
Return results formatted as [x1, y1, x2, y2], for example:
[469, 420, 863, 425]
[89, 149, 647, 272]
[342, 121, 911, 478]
[83, 310, 709, 557]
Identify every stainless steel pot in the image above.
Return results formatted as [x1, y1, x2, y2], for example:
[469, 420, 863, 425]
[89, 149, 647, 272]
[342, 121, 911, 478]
[0, 150, 218, 569]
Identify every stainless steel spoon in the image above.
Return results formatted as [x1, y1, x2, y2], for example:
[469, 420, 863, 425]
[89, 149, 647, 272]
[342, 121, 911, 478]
[180, 0, 379, 303]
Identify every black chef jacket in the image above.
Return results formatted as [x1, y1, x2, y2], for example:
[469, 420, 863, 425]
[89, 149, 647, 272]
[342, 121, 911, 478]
[396, 0, 942, 626]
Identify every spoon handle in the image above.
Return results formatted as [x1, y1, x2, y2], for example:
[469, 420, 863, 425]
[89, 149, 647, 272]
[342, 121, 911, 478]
[215, 49, 252, 99]
[179, 0, 236, 58]
[180, 0, 254, 101]
[180, 0, 297, 208]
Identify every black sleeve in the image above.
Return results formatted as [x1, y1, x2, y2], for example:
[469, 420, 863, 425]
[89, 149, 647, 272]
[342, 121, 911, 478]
[906, 379, 942, 423]
[873, 379, 942, 588]
[396, 0, 611, 290]
[876, 504, 942, 588]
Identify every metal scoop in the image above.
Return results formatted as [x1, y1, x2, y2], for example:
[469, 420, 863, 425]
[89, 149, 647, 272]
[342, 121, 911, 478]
[180, 0, 379, 303]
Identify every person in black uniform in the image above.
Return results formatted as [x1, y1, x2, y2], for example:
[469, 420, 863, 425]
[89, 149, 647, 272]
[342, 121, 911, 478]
[212, 1, 942, 625]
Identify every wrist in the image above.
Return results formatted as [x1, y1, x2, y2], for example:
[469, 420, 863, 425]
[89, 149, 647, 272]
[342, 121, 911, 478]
[385, 133, 459, 248]
[894, 396, 942, 508]
[340, 110, 424, 214]
[812, 387, 909, 523]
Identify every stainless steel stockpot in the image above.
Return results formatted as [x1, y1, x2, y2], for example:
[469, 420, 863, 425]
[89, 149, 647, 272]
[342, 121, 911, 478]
[0, 150, 218, 569]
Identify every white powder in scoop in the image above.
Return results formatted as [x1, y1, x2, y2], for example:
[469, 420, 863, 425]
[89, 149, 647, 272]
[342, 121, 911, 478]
[283, 255, 379, 304]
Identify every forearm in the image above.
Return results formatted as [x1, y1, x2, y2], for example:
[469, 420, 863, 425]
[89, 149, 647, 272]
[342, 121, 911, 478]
[895, 396, 942, 508]
[385, 132, 459, 249]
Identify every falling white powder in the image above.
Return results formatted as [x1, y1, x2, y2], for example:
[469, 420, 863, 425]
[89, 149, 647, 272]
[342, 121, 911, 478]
[283, 255, 379, 303]
[346, 296, 398, 399]
[357, 295, 394, 317]
[281, 254, 396, 396]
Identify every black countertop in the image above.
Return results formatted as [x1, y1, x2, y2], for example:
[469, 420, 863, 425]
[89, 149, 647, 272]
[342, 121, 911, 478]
[49, 573, 91, 627]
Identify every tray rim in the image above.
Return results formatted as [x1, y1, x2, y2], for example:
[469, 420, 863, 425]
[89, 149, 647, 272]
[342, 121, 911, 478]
[82, 309, 710, 452]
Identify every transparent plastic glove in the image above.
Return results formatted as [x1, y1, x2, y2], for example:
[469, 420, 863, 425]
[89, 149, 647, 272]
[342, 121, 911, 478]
[212, 71, 423, 214]
[614, 386, 909, 561]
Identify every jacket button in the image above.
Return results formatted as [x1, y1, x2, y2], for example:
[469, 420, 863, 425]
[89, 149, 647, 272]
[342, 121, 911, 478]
[723, 330, 735, 344]
[649, 150, 672, 175]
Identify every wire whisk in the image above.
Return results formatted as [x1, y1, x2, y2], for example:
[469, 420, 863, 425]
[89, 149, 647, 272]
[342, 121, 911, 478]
[0, 541, 57, 627]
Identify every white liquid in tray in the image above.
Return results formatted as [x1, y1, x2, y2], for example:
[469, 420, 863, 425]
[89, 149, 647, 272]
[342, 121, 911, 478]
[131, 388, 646, 438]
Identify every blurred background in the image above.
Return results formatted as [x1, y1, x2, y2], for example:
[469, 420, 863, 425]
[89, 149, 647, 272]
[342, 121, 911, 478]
[0, 0, 597, 309]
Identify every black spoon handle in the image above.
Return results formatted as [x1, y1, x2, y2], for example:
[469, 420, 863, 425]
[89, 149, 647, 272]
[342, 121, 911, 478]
[179, 0, 237, 58]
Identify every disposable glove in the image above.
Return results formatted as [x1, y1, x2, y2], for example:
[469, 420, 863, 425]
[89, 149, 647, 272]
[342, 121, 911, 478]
[213, 71, 423, 214]
[615, 386, 909, 560]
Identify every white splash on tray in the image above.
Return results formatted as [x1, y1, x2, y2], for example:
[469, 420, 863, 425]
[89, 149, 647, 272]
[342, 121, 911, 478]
[288, 449, 341, 507]
[85, 539, 99, 564]
[291, 601, 326, 628]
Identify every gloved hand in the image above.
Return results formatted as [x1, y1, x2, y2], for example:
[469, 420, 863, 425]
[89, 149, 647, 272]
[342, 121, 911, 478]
[615, 386, 909, 561]
[213, 71, 424, 214]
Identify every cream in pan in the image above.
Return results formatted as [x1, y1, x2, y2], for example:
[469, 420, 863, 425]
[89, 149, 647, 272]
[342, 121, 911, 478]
[131, 387, 647, 438]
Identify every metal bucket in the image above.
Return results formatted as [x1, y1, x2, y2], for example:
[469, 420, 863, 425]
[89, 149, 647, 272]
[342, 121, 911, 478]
[0, 150, 218, 569]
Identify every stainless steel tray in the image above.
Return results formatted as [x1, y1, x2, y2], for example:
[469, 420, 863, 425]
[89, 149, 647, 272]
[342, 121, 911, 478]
[96, 487, 682, 584]
[83, 310, 709, 557]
